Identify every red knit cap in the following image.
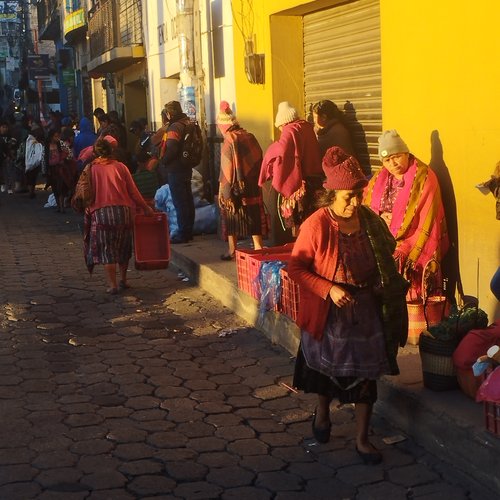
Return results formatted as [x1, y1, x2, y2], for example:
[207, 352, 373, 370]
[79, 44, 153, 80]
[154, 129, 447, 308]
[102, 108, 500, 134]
[322, 146, 368, 190]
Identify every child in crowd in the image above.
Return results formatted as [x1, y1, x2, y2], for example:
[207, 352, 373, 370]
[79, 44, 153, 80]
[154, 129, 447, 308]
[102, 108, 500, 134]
[132, 151, 159, 209]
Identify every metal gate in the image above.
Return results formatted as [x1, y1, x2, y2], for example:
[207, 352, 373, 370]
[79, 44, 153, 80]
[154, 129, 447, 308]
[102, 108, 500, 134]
[303, 0, 381, 171]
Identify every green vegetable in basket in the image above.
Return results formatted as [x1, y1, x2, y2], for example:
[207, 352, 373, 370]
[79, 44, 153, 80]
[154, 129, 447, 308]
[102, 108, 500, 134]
[423, 304, 489, 342]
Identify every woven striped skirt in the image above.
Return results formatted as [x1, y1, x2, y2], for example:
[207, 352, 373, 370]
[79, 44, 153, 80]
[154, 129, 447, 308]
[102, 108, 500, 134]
[221, 181, 268, 238]
[84, 205, 132, 273]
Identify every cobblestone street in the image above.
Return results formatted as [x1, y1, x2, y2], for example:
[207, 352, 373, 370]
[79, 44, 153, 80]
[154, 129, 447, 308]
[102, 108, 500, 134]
[0, 193, 492, 499]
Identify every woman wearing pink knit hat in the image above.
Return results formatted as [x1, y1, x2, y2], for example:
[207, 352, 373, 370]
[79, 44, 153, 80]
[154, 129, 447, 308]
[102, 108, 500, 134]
[217, 101, 267, 260]
[288, 146, 408, 464]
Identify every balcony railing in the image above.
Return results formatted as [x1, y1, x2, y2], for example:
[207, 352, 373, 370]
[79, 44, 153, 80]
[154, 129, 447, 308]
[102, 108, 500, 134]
[89, 0, 143, 60]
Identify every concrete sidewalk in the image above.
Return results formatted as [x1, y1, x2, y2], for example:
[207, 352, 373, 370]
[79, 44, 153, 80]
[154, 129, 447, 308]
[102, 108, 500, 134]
[169, 235, 500, 495]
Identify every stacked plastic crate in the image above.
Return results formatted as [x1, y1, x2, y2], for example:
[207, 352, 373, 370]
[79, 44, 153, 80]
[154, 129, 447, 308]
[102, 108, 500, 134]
[235, 243, 300, 321]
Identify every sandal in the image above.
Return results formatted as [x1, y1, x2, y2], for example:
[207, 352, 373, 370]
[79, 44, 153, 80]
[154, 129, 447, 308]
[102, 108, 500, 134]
[106, 287, 118, 295]
[220, 253, 235, 261]
[119, 280, 131, 290]
[312, 409, 331, 444]
[356, 445, 382, 465]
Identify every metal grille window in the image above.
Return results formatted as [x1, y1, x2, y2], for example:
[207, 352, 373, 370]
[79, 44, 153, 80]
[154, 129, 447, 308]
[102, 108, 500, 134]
[119, 0, 143, 46]
[89, 0, 118, 58]
[89, 0, 143, 59]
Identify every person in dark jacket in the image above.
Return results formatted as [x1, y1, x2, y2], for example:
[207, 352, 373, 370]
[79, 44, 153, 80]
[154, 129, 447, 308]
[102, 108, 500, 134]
[159, 100, 195, 244]
[312, 100, 355, 159]
[97, 113, 130, 170]
[108, 110, 128, 150]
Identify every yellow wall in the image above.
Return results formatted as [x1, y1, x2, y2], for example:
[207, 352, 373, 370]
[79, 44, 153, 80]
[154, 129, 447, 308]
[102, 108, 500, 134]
[232, 0, 346, 150]
[381, 1, 500, 319]
[232, 1, 312, 149]
[232, 0, 499, 319]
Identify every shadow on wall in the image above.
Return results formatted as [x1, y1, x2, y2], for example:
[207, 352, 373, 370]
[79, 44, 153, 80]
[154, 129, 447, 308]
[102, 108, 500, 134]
[343, 100, 371, 176]
[429, 130, 459, 302]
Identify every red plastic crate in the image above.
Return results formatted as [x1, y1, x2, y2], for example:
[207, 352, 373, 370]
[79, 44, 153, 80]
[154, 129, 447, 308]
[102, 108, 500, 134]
[484, 400, 500, 437]
[134, 212, 170, 270]
[279, 268, 300, 322]
[236, 244, 294, 300]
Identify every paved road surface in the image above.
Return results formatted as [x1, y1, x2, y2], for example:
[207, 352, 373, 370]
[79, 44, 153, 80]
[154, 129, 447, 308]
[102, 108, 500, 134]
[0, 193, 491, 499]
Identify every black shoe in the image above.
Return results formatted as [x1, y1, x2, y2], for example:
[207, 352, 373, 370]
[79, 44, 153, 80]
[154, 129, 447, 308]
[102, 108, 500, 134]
[356, 445, 382, 465]
[220, 253, 235, 261]
[170, 235, 189, 244]
[312, 410, 331, 444]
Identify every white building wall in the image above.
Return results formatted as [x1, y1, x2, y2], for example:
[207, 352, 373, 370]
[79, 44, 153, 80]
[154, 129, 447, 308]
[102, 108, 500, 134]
[142, 0, 236, 132]
[142, 0, 179, 129]
[200, 0, 236, 129]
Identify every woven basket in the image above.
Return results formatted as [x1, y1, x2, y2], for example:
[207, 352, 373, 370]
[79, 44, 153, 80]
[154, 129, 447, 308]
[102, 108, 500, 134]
[419, 334, 458, 391]
[407, 259, 448, 345]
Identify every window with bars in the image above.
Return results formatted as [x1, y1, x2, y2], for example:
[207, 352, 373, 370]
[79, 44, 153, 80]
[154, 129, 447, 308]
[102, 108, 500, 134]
[119, 0, 142, 46]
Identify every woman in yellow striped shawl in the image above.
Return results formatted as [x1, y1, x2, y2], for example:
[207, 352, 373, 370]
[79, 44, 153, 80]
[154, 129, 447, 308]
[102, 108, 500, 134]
[363, 130, 449, 296]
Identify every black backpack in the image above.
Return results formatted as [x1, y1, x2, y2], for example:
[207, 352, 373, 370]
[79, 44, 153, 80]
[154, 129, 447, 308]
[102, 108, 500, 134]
[180, 120, 203, 168]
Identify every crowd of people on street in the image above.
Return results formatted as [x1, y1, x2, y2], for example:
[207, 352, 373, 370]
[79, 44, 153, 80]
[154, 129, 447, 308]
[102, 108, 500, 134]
[0, 98, 456, 464]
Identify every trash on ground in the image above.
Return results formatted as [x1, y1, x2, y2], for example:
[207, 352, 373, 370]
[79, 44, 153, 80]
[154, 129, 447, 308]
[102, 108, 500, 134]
[382, 434, 407, 445]
[218, 328, 237, 337]
[280, 382, 298, 394]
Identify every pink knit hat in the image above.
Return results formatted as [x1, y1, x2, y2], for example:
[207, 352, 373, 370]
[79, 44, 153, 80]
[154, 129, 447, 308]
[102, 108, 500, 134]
[322, 146, 368, 190]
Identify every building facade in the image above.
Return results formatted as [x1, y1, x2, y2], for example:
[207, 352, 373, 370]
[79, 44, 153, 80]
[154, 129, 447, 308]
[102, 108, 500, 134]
[229, 0, 500, 320]
[25, 0, 500, 319]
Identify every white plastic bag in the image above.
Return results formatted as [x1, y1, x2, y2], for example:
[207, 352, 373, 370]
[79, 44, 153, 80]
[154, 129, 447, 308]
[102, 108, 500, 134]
[44, 194, 57, 208]
[25, 135, 44, 172]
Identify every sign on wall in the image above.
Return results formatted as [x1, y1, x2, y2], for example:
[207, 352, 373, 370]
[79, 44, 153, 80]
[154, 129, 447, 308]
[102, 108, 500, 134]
[28, 54, 50, 79]
[0, 1, 19, 22]
[64, 8, 86, 35]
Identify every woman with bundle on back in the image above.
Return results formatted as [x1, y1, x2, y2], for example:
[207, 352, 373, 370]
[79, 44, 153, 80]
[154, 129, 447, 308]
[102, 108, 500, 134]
[217, 101, 267, 260]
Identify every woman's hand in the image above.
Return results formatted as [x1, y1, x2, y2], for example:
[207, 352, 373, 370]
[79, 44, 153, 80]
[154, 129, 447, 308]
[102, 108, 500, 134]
[329, 284, 353, 308]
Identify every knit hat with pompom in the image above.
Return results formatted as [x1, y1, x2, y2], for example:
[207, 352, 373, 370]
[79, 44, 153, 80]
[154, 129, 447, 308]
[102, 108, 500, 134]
[217, 101, 238, 126]
[322, 146, 368, 190]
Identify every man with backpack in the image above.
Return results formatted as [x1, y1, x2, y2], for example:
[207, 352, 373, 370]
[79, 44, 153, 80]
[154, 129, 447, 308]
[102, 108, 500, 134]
[158, 100, 197, 244]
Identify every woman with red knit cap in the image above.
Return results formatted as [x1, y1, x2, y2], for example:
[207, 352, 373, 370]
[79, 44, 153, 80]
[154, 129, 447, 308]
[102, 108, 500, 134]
[288, 146, 408, 464]
[217, 101, 267, 260]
